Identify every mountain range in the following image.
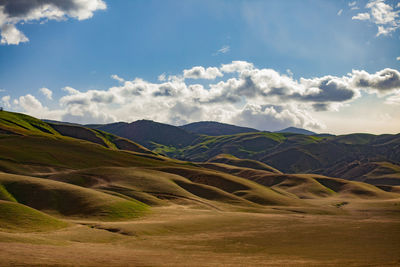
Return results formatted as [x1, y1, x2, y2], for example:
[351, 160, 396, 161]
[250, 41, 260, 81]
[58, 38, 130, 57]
[82, 119, 400, 187]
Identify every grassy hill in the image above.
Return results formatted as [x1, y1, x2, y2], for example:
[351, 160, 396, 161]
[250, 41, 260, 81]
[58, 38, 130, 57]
[77, 117, 400, 185]
[87, 120, 199, 149]
[0, 110, 398, 227]
[0, 200, 67, 232]
[207, 154, 281, 173]
[0, 172, 148, 220]
[160, 132, 400, 183]
[0, 111, 399, 266]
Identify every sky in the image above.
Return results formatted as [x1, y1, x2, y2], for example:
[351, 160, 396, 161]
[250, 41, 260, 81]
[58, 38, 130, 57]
[0, 0, 399, 134]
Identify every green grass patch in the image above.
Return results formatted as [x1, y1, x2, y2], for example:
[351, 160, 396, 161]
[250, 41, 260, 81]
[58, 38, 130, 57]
[0, 200, 67, 232]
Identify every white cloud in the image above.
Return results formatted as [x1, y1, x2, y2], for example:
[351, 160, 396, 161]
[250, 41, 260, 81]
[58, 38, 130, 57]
[214, 45, 230, 55]
[19, 94, 44, 111]
[350, 68, 400, 95]
[352, 12, 371, 20]
[63, 86, 80, 95]
[220, 61, 254, 73]
[352, 0, 400, 36]
[183, 66, 223, 80]
[349, 1, 359, 10]
[7, 61, 400, 131]
[337, 9, 343, 16]
[0, 0, 106, 45]
[397, 56, 400, 61]
[233, 103, 324, 131]
[39, 87, 53, 100]
[1, 95, 10, 108]
[349, 1, 357, 7]
[111, 74, 124, 83]
[0, 24, 28, 45]
[158, 73, 166, 81]
[385, 92, 400, 104]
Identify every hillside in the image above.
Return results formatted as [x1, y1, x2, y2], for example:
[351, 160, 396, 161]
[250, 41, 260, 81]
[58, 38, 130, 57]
[275, 127, 316, 135]
[0, 111, 399, 266]
[0, 111, 154, 155]
[1, 110, 397, 207]
[161, 132, 400, 182]
[180, 121, 259, 136]
[87, 120, 199, 149]
[82, 117, 400, 183]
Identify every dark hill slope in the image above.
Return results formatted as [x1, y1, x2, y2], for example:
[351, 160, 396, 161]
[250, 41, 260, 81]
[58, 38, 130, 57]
[87, 120, 199, 149]
[207, 154, 281, 174]
[0, 111, 154, 155]
[49, 123, 153, 155]
[171, 132, 400, 181]
[180, 121, 259, 136]
[275, 127, 316, 135]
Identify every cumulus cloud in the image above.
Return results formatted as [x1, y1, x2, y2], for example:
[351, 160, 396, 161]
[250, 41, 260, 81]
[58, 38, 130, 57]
[0, 24, 28, 45]
[183, 66, 223, 80]
[39, 87, 53, 100]
[352, 12, 370, 20]
[233, 104, 324, 131]
[1, 95, 10, 108]
[220, 61, 254, 73]
[352, 0, 400, 36]
[8, 61, 400, 131]
[350, 68, 400, 95]
[397, 56, 400, 61]
[19, 94, 44, 111]
[0, 0, 106, 45]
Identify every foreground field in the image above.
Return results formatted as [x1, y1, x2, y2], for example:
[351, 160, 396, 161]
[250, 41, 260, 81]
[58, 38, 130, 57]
[1, 199, 400, 266]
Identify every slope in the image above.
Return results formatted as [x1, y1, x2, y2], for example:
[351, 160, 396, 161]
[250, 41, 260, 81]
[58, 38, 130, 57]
[180, 121, 259, 136]
[87, 120, 199, 150]
[0, 172, 148, 220]
[0, 200, 67, 232]
[275, 127, 316, 135]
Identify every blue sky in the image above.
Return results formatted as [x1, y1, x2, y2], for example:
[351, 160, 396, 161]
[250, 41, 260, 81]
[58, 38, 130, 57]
[0, 0, 399, 134]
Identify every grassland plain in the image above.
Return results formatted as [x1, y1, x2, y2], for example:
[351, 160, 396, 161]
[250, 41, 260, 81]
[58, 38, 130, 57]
[0, 111, 399, 266]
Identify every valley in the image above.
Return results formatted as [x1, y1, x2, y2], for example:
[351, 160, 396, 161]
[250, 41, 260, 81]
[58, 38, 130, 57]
[0, 111, 399, 266]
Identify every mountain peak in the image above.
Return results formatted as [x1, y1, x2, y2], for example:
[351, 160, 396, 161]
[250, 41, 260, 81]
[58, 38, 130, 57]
[275, 127, 316, 135]
[180, 121, 259, 136]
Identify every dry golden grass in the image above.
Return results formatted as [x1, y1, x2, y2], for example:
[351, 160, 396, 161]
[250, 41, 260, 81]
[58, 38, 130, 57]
[0, 198, 399, 266]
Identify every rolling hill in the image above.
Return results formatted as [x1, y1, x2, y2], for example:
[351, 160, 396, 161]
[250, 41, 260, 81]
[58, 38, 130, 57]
[275, 126, 316, 135]
[38, 114, 400, 187]
[1, 110, 397, 212]
[180, 121, 259, 136]
[0, 110, 399, 266]
[157, 132, 400, 182]
[87, 120, 199, 150]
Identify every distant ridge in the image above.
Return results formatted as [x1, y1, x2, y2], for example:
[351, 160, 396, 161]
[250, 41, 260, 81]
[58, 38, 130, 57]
[87, 119, 199, 149]
[180, 121, 259, 136]
[275, 127, 316, 135]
